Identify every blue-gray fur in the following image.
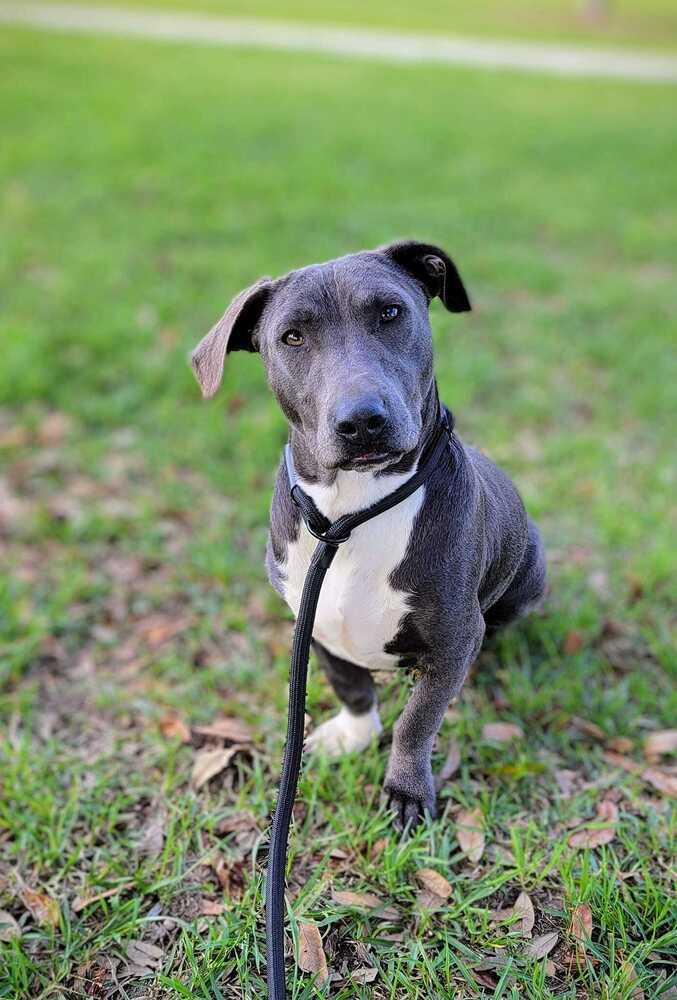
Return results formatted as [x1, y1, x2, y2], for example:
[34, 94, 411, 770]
[191, 240, 547, 831]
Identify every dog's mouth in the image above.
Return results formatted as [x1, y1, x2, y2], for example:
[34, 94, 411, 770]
[339, 450, 401, 470]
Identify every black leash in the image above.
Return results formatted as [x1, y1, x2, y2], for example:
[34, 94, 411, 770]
[265, 407, 453, 999]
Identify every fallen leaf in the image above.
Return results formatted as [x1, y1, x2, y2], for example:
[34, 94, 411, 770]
[644, 730, 677, 758]
[138, 809, 166, 856]
[38, 411, 73, 445]
[199, 899, 225, 916]
[545, 959, 556, 977]
[602, 750, 642, 774]
[482, 722, 524, 743]
[351, 966, 378, 984]
[554, 769, 578, 797]
[297, 922, 328, 984]
[596, 799, 619, 823]
[642, 767, 677, 798]
[563, 630, 584, 655]
[332, 890, 399, 920]
[193, 717, 253, 743]
[136, 614, 187, 649]
[20, 888, 60, 928]
[607, 736, 634, 753]
[621, 960, 645, 1000]
[568, 826, 615, 849]
[0, 910, 20, 941]
[415, 868, 452, 900]
[570, 716, 606, 741]
[435, 737, 461, 790]
[191, 745, 244, 789]
[72, 882, 134, 913]
[159, 715, 191, 743]
[217, 811, 259, 835]
[513, 891, 535, 938]
[571, 903, 593, 953]
[456, 807, 485, 863]
[126, 939, 163, 973]
[525, 931, 559, 960]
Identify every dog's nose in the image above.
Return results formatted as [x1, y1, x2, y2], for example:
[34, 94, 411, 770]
[334, 395, 387, 443]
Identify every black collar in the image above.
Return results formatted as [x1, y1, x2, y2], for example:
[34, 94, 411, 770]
[285, 407, 454, 546]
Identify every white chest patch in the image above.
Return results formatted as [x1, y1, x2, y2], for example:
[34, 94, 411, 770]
[280, 468, 423, 671]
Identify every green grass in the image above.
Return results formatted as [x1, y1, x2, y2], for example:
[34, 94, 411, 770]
[1, 21, 676, 1000]
[45, 0, 677, 50]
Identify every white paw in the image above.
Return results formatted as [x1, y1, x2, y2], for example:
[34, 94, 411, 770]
[305, 705, 382, 758]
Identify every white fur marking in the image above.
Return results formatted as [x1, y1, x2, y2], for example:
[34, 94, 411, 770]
[281, 467, 423, 671]
[305, 704, 383, 756]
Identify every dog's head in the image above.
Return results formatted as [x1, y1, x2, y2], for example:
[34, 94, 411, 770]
[192, 241, 470, 473]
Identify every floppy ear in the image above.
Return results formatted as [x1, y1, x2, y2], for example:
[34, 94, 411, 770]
[191, 278, 272, 398]
[379, 240, 471, 313]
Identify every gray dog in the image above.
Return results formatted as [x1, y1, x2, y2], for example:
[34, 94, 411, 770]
[192, 241, 546, 831]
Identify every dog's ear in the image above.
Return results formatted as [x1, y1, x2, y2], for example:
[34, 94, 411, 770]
[379, 240, 471, 313]
[191, 278, 272, 398]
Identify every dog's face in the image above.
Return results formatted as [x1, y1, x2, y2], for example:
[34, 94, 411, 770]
[192, 241, 470, 472]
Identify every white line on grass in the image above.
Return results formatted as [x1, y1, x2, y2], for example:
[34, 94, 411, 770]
[2, 2, 677, 83]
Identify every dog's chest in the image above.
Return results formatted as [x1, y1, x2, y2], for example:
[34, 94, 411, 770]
[281, 472, 423, 671]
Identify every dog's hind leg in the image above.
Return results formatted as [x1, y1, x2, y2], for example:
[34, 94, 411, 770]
[305, 642, 382, 757]
[484, 517, 547, 635]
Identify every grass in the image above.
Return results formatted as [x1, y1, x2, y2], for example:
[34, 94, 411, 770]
[40, 0, 677, 50]
[1, 19, 676, 1000]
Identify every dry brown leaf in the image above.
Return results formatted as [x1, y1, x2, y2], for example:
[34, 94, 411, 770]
[513, 891, 535, 938]
[568, 826, 615, 849]
[456, 807, 485, 863]
[138, 809, 166, 856]
[193, 717, 253, 743]
[199, 899, 225, 916]
[20, 888, 60, 928]
[217, 811, 259, 835]
[297, 922, 328, 984]
[571, 903, 593, 952]
[0, 910, 20, 941]
[644, 730, 677, 758]
[596, 799, 619, 823]
[563, 630, 584, 655]
[525, 931, 558, 960]
[481, 722, 524, 743]
[545, 959, 556, 977]
[607, 736, 634, 754]
[126, 939, 163, 973]
[351, 966, 378, 984]
[570, 716, 606, 741]
[136, 614, 187, 648]
[191, 745, 243, 789]
[159, 715, 191, 743]
[435, 737, 461, 790]
[415, 868, 452, 900]
[416, 888, 447, 912]
[642, 766, 677, 798]
[602, 750, 642, 774]
[554, 769, 578, 798]
[72, 881, 133, 913]
[621, 960, 645, 1000]
[332, 890, 399, 920]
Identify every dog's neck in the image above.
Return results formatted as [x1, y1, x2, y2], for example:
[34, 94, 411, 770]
[289, 383, 441, 521]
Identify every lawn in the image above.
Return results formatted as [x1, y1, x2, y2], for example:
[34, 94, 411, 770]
[1, 21, 676, 1000]
[42, 0, 677, 50]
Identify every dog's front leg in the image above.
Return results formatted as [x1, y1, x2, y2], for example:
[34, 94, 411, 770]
[385, 613, 484, 831]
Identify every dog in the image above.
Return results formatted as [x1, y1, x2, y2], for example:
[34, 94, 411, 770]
[191, 240, 547, 831]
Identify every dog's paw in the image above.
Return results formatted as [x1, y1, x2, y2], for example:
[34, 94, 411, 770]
[305, 705, 382, 758]
[384, 758, 436, 833]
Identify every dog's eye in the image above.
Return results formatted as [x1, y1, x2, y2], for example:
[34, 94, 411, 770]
[380, 304, 400, 322]
[281, 330, 304, 346]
